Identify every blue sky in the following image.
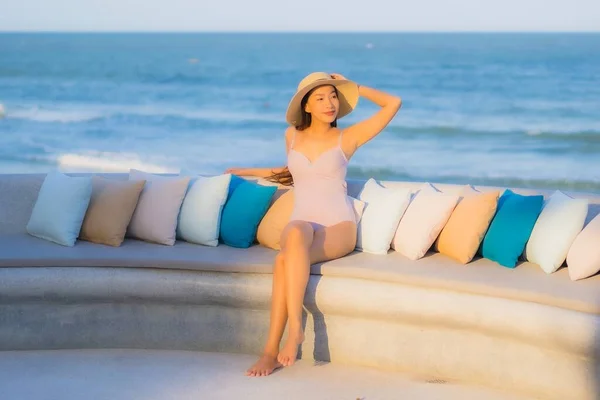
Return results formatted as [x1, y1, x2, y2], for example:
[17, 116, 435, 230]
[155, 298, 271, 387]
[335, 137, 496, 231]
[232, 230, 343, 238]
[1, 0, 599, 32]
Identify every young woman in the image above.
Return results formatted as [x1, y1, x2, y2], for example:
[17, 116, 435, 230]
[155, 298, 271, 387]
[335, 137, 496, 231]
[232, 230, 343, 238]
[225, 72, 402, 377]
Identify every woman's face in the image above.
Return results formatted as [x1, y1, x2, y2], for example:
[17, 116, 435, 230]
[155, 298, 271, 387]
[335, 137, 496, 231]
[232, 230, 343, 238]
[304, 85, 339, 124]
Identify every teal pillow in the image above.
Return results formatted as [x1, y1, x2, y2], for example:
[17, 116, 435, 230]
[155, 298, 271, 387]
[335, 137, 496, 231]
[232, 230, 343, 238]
[482, 190, 544, 268]
[26, 171, 93, 246]
[220, 179, 277, 248]
[218, 174, 248, 243]
[227, 175, 245, 200]
[475, 190, 513, 256]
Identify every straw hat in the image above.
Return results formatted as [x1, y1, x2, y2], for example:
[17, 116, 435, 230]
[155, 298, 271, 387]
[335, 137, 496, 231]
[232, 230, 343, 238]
[285, 72, 359, 126]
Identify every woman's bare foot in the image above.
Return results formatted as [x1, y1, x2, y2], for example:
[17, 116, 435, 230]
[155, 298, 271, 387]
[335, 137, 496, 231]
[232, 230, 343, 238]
[277, 329, 305, 367]
[245, 354, 282, 377]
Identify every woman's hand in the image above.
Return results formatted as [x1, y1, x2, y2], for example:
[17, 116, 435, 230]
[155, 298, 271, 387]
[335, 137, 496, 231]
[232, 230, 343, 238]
[330, 73, 349, 81]
[224, 167, 245, 175]
[331, 73, 359, 90]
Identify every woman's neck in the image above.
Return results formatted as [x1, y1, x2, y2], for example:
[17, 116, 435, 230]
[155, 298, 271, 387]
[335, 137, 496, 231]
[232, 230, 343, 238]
[305, 120, 333, 138]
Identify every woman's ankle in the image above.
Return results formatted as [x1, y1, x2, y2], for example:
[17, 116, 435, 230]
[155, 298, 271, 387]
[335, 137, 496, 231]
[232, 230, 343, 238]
[262, 346, 280, 358]
[287, 322, 304, 337]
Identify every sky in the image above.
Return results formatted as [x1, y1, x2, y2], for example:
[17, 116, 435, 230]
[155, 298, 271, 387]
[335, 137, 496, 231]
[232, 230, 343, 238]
[0, 0, 599, 32]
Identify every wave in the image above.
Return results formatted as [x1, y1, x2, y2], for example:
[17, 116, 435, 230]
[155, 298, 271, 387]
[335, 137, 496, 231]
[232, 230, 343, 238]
[126, 107, 283, 124]
[347, 166, 600, 194]
[0, 69, 209, 85]
[57, 152, 178, 173]
[5, 103, 600, 145]
[385, 124, 600, 142]
[4, 104, 283, 125]
[8, 107, 105, 123]
[0, 144, 178, 173]
[145, 72, 208, 85]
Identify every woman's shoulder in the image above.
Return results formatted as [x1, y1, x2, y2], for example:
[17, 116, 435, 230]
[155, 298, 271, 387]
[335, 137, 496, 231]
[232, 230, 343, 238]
[284, 126, 296, 142]
[285, 126, 296, 136]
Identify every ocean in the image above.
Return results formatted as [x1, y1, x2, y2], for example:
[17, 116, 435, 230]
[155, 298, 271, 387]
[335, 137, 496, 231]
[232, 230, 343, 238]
[1, 32, 599, 192]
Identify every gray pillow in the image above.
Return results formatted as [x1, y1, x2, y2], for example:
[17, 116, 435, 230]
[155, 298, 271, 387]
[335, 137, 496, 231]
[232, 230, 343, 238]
[126, 169, 190, 245]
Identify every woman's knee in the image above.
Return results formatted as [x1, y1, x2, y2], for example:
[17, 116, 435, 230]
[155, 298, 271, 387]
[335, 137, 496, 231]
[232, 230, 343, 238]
[274, 252, 285, 272]
[281, 221, 313, 249]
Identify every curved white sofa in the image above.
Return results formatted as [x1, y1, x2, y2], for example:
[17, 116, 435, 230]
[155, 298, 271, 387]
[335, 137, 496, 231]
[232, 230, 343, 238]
[1, 173, 599, 400]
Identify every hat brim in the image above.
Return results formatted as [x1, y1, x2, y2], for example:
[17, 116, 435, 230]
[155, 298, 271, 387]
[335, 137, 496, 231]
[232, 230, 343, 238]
[285, 78, 359, 126]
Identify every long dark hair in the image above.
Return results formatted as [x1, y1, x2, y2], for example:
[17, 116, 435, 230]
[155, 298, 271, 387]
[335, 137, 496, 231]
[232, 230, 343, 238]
[266, 85, 338, 186]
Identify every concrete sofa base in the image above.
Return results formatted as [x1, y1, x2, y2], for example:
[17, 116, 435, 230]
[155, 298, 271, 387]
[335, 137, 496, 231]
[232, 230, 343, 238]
[1, 265, 598, 400]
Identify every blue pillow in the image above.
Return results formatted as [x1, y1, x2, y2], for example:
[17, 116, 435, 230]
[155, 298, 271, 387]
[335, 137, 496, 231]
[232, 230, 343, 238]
[218, 174, 248, 243]
[227, 174, 245, 200]
[482, 190, 544, 268]
[220, 179, 277, 248]
[475, 190, 512, 256]
[26, 171, 93, 246]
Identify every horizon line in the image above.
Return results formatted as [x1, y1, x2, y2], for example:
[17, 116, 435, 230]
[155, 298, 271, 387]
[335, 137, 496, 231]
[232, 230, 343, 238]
[1, 29, 599, 34]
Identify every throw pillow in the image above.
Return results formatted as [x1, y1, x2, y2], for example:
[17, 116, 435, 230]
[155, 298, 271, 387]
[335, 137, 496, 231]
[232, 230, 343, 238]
[356, 178, 412, 255]
[434, 186, 500, 264]
[26, 171, 92, 247]
[566, 214, 600, 281]
[126, 169, 190, 245]
[79, 176, 146, 247]
[392, 183, 459, 260]
[525, 190, 588, 273]
[220, 179, 277, 248]
[481, 189, 544, 268]
[176, 173, 232, 246]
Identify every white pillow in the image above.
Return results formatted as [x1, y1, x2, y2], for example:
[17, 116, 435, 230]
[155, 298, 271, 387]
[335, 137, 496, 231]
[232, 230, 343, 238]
[127, 169, 190, 245]
[356, 178, 412, 255]
[176, 174, 231, 246]
[567, 214, 600, 281]
[525, 190, 588, 274]
[392, 183, 459, 260]
[350, 197, 366, 224]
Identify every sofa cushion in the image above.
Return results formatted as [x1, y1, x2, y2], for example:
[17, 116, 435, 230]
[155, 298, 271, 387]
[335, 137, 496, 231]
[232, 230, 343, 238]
[79, 177, 146, 247]
[482, 190, 544, 268]
[567, 214, 600, 281]
[176, 173, 231, 247]
[356, 178, 412, 255]
[525, 190, 589, 274]
[392, 183, 459, 260]
[1, 233, 599, 315]
[26, 171, 93, 247]
[220, 179, 277, 248]
[126, 170, 190, 246]
[434, 187, 500, 264]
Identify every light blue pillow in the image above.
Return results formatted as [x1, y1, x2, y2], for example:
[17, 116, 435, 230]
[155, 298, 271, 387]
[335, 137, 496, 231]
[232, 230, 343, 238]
[482, 189, 544, 268]
[220, 179, 277, 248]
[26, 171, 93, 246]
[176, 173, 231, 246]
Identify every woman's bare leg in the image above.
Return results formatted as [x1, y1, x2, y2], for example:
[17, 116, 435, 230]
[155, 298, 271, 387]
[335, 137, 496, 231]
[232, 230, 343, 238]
[277, 221, 315, 367]
[245, 252, 287, 377]
[277, 220, 357, 367]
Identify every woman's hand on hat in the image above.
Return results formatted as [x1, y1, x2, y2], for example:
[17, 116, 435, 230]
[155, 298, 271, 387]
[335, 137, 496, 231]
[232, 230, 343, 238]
[330, 73, 348, 80]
